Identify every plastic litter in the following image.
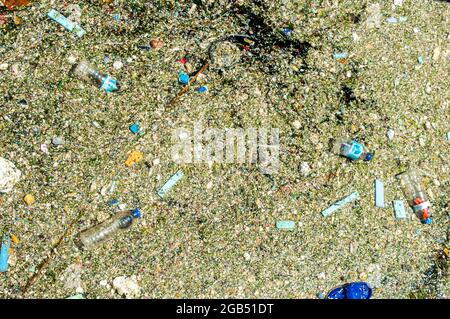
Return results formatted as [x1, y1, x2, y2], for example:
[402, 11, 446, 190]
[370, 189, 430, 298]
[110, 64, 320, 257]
[0, 157, 21, 193]
[125, 151, 143, 167]
[157, 170, 184, 198]
[374, 180, 385, 208]
[418, 56, 423, 65]
[276, 220, 295, 230]
[0, 234, 10, 272]
[129, 123, 139, 134]
[23, 194, 35, 205]
[321, 192, 359, 217]
[77, 208, 141, 249]
[396, 169, 432, 224]
[327, 282, 372, 299]
[333, 52, 348, 59]
[333, 139, 373, 161]
[197, 86, 208, 93]
[47, 9, 85, 38]
[1, 0, 29, 10]
[393, 200, 407, 220]
[66, 293, 85, 299]
[178, 71, 189, 85]
[71, 60, 119, 93]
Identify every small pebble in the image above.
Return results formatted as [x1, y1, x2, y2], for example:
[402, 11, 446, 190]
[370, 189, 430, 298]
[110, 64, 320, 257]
[244, 252, 251, 261]
[150, 39, 164, 50]
[113, 60, 123, 69]
[300, 162, 311, 176]
[52, 136, 64, 146]
[387, 129, 395, 140]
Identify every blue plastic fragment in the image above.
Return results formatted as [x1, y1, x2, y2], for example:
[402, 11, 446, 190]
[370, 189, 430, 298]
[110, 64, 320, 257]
[129, 123, 139, 134]
[282, 28, 292, 36]
[103, 56, 110, 64]
[393, 200, 407, 219]
[321, 192, 359, 217]
[327, 282, 372, 299]
[113, 14, 120, 21]
[447, 132, 450, 141]
[386, 17, 398, 24]
[418, 56, 423, 64]
[157, 170, 184, 198]
[276, 220, 295, 230]
[333, 52, 348, 59]
[66, 294, 85, 299]
[107, 199, 119, 206]
[197, 86, 208, 93]
[100, 75, 118, 93]
[375, 179, 385, 208]
[0, 234, 11, 273]
[47, 9, 85, 37]
[178, 72, 189, 85]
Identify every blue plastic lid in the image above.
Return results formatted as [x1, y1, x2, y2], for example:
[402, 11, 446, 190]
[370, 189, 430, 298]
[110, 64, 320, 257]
[197, 86, 208, 93]
[178, 72, 189, 85]
[327, 282, 372, 299]
[364, 152, 373, 161]
[131, 208, 141, 218]
[422, 217, 432, 225]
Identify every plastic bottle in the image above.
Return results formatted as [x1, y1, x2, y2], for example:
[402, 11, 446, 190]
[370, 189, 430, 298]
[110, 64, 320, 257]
[78, 208, 141, 249]
[397, 169, 432, 224]
[333, 139, 373, 161]
[71, 60, 119, 92]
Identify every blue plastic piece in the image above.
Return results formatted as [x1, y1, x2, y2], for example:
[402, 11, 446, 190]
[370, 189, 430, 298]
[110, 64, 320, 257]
[333, 52, 348, 59]
[197, 86, 208, 93]
[386, 17, 398, 24]
[423, 217, 432, 225]
[364, 152, 373, 161]
[131, 208, 141, 218]
[113, 14, 120, 21]
[327, 282, 372, 299]
[276, 220, 295, 230]
[157, 170, 184, 198]
[0, 235, 10, 273]
[47, 9, 85, 37]
[418, 56, 423, 65]
[321, 192, 360, 217]
[282, 28, 292, 36]
[129, 123, 139, 134]
[108, 199, 119, 206]
[100, 75, 118, 92]
[393, 200, 407, 219]
[178, 72, 189, 85]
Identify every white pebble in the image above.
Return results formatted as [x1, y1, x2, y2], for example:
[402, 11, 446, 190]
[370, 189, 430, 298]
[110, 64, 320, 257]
[244, 252, 251, 261]
[153, 158, 160, 166]
[292, 120, 301, 129]
[300, 162, 311, 176]
[387, 129, 395, 140]
[113, 60, 123, 69]
[394, 0, 403, 6]
[0, 63, 9, 71]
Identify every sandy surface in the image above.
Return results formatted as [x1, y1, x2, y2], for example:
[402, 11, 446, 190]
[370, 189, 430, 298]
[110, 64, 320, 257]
[0, 0, 448, 299]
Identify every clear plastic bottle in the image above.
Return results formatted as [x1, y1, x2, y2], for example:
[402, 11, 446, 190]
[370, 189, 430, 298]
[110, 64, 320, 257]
[333, 139, 373, 161]
[78, 208, 141, 249]
[71, 60, 119, 92]
[397, 169, 432, 224]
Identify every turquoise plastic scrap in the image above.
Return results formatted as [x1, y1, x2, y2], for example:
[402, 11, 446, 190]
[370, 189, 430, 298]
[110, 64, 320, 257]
[276, 220, 295, 230]
[66, 294, 85, 299]
[0, 234, 11, 272]
[333, 52, 348, 59]
[157, 170, 184, 198]
[47, 9, 86, 38]
[321, 192, 360, 217]
[375, 179, 385, 208]
[393, 200, 407, 219]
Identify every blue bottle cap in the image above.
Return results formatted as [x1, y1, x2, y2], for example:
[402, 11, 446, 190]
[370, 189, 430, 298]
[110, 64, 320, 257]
[131, 208, 141, 218]
[178, 72, 189, 85]
[100, 75, 118, 92]
[364, 152, 373, 161]
[422, 217, 432, 225]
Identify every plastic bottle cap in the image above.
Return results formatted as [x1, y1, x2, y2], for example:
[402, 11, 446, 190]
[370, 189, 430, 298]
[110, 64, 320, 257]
[364, 153, 373, 161]
[178, 72, 189, 85]
[422, 217, 432, 225]
[131, 208, 141, 218]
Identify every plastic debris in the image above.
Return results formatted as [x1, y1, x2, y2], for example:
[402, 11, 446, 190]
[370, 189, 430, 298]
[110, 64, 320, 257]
[23, 194, 35, 205]
[282, 27, 292, 36]
[374, 180, 385, 208]
[47, 9, 86, 38]
[387, 129, 395, 140]
[393, 200, 407, 219]
[113, 60, 123, 70]
[0, 234, 10, 272]
[418, 56, 423, 65]
[327, 282, 372, 299]
[178, 71, 189, 85]
[40, 143, 49, 154]
[66, 293, 85, 299]
[321, 192, 360, 217]
[333, 52, 348, 59]
[333, 139, 373, 161]
[447, 132, 450, 141]
[72, 60, 119, 93]
[386, 17, 398, 24]
[0, 157, 21, 193]
[125, 151, 143, 167]
[396, 169, 432, 224]
[157, 170, 184, 198]
[52, 136, 64, 146]
[78, 208, 141, 249]
[366, 3, 382, 29]
[112, 14, 120, 21]
[129, 123, 139, 134]
[276, 220, 295, 230]
[113, 275, 141, 298]
[197, 86, 208, 93]
[107, 199, 119, 206]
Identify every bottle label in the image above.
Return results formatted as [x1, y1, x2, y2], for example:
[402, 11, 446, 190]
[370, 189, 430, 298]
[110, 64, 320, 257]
[413, 201, 430, 213]
[346, 141, 363, 160]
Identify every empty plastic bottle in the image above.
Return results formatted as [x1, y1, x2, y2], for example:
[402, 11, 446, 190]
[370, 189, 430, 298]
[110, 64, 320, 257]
[397, 169, 432, 224]
[78, 208, 141, 249]
[333, 139, 373, 161]
[71, 60, 118, 92]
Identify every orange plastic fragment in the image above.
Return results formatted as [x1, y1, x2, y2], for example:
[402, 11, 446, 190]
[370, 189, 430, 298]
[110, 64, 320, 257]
[1, 0, 30, 10]
[11, 235, 19, 244]
[125, 151, 143, 167]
